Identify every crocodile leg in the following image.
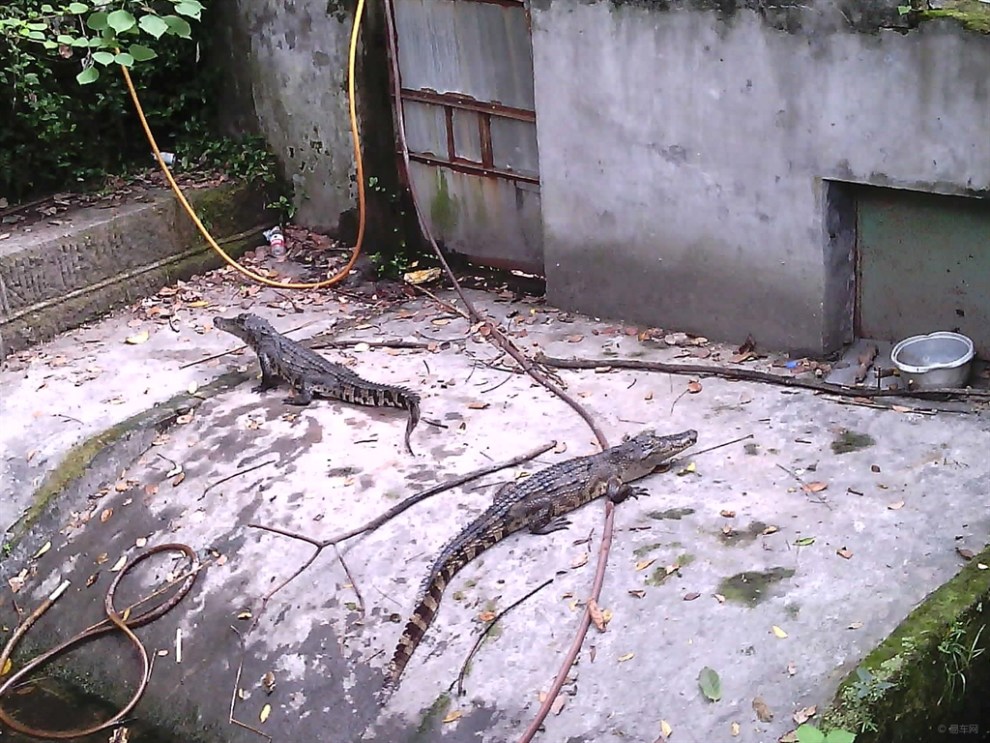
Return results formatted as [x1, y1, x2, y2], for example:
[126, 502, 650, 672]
[253, 350, 281, 393]
[284, 382, 315, 405]
[530, 515, 571, 535]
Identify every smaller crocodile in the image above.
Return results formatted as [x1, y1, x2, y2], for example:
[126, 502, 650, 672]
[381, 427, 697, 699]
[214, 313, 420, 454]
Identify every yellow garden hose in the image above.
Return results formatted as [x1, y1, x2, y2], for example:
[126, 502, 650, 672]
[119, 0, 368, 290]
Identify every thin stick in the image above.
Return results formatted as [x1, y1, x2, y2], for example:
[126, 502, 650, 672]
[308, 339, 431, 350]
[691, 434, 754, 457]
[228, 626, 272, 742]
[536, 353, 990, 400]
[333, 544, 365, 615]
[202, 458, 277, 498]
[450, 578, 554, 696]
[250, 440, 556, 548]
[775, 463, 832, 511]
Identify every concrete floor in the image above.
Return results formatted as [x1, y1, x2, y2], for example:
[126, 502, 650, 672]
[1, 274, 988, 743]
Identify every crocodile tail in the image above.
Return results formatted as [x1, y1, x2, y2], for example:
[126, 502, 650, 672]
[403, 394, 420, 455]
[384, 562, 453, 694]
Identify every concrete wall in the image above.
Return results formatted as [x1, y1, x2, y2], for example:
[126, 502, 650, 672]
[217, 1, 356, 232]
[530, 0, 990, 353]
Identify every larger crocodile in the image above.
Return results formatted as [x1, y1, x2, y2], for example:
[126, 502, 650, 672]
[382, 427, 697, 698]
[213, 313, 421, 454]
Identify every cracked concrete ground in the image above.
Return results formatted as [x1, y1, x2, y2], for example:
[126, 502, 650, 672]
[1, 275, 988, 743]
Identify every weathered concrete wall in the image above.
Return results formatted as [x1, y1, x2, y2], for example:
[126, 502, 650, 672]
[530, 0, 990, 352]
[217, 1, 356, 232]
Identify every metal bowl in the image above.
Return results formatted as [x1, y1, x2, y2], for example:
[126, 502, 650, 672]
[890, 331, 974, 390]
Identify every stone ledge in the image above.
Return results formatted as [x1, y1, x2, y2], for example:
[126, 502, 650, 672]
[0, 181, 272, 360]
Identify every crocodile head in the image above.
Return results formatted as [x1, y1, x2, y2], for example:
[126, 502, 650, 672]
[213, 313, 276, 343]
[609, 428, 698, 479]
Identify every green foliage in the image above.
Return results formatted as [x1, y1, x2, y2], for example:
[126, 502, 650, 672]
[795, 724, 857, 743]
[698, 666, 722, 702]
[0, 0, 241, 202]
[0, 0, 203, 84]
[937, 621, 985, 703]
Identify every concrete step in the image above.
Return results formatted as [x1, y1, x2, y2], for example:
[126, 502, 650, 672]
[0, 181, 272, 359]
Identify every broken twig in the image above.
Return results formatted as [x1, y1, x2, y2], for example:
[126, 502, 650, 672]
[536, 354, 990, 400]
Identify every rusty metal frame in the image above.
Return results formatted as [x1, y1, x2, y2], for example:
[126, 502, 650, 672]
[389, 0, 539, 186]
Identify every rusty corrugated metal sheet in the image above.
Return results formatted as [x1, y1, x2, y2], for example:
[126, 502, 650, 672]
[393, 0, 534, 109]
[392, 0, 543, 271]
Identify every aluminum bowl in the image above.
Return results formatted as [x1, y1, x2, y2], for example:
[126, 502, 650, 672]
[890, 331, 974, 390]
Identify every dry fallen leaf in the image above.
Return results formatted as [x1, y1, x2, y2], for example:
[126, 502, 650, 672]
[957, 547, 975, 561]
[100, 509, 113, 524]
[713, 593, 726, 604]
[803, 481, 828, 493]
[720, 509, 736, 518]
[565, 334, 584, 343]
[731, 721, 740, 736]
[588, 598, 607, 632]
[442, 709, 463, 724]
[753, 696, 774, 722]
[837, 547, 853, 560]
[571, 552, 589, 569]
[771, 625, 788, 639]
[478, 610, 496, 622]
[467, 402, 490, 410]
[887, 500, 905, 510]
[628, 589, 646, 599]
[779, 731, 799, 743]
[110, 555, 127, 572]
[259, 703, 271, 723]
[659, 719, 673, 739]
[635, 558, 657, 571]
[1, 658, 12, 676]
[848, 621, 864, 630]
[644, 391, 654, 401]
[786, 661, 797, 676]
[237, 611, 253, 620]
[762, 525, 780, 535]
[261, 671, 276, 694]
[33, 541, 51, 559]
[171, 472, 186, 487]
[793, 705, 817, 724]
[687, 380, 703, 393]
[617, 652, 635, 662]
[683, 592, 701, 601]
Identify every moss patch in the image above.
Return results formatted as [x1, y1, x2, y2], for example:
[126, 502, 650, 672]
[647, 506, 695, 520]
[5, 370, 249, 549]
[919, 0, 990, 32]
[822, 544, 990, 738]
[831, 429, 876, 454]
[717, 567, 796, 606]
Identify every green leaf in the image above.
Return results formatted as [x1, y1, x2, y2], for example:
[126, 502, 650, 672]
[897, 4, 912, 13]
[67, 2, 89, 12]
[71, 36, 90, 47]
[174, 1, 203, 19]
[128, 43, 157, 61]
[76, 66, 99, 84]
[698, 666, 721, 702]
[56, 34, 75, 44]
[106, 9, 136, 34]
[92, 50, 115, 65]
[41, 4, 56, 11]
[86, 11, 107, 30]
[796, 725, 827, 743]
[825, 731, 856, 743]
[27, 30, 46, 40]
[114, 51, 134, 66]
[795, 537, 816, 547]
[43, 40, 58, 49]
[162, 14, 192, 38]
[26, 22, 48, 30]
[138, 14, 169, 39]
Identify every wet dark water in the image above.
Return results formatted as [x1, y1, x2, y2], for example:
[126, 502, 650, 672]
[0, 678, 176, 743]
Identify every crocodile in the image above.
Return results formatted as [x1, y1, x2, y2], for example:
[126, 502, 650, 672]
[381, 427, 698, 699]
[213, 313, 421, 454]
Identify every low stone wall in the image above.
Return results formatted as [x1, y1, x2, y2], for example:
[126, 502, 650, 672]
[0, 181, 271, 360]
